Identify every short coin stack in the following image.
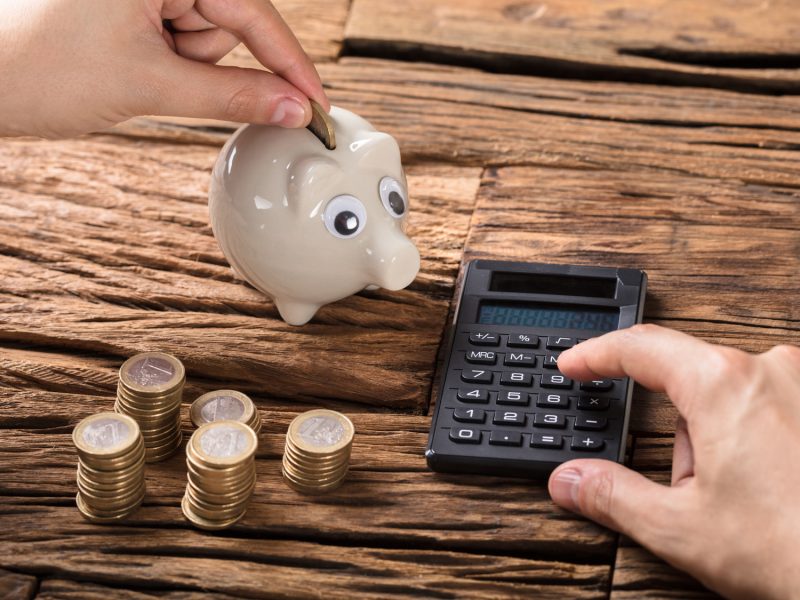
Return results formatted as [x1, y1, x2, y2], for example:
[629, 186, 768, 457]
[73, 412, 146, 522]
[115, 352, 185, 463]
[190, 390, 262, 434]
[182, 420, 258, 530]
[282, 409, 354, 494]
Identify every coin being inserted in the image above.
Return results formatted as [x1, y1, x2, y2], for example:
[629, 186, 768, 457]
[190, 390, 262, 434]
[282, 409, 354, 494]
[305, 100, 336, 150]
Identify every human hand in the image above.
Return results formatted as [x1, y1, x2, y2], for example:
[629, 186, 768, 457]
[0, 0, 329, 138]
[549, 324, 800, 600]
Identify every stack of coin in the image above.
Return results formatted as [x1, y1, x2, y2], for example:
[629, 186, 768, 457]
[182, 420, 258, 530]
[282, 409, 354, 494]
[190, 390, 262, 434]
[73, 412, 146, 522]
[115, 352, 185, 463]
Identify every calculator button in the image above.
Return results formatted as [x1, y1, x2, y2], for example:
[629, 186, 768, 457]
[469, 332, 499, 346]
[577, 396, 610, 411]
[571, 435, 605, 451]
[507, 334, 539, 348]
[449, 428, 482, 443]
[546, 336, 576, 350]
[542, 353, 559, 369]
[540, 373, 573, 389]
[531, 433, 563, 448]
[536, 393, 569, 409]
[453, 408, 486, 423]
[493, 410, 526, 426]
[461, 369, 493, 384]
[497, 391, 530, 406]
[580, 379, 614, 392]
[465, 350, 497, 365]
[500, 371, 532, 386]
[574, 416, 607, 430]
[503, 351, 536, 367]
[489, 430, 523, 446]
[457, 388, 489, 403]
[533, 413, 566, 428]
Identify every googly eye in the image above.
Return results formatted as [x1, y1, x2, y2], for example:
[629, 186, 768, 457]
[323, 194, 367, 239]
[379, 176, 407, 218]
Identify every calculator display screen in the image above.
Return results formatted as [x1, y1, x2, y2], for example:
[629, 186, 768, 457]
[477, 302, 618, 331]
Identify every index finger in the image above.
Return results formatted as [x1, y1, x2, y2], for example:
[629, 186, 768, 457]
[556, 324, 718, 418]
[195, 0, 330, 110]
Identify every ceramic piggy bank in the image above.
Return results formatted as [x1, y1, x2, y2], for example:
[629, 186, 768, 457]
[208, 106, 420, 325]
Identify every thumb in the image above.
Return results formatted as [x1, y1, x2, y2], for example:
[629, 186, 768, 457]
[549, 459, 685, 550]
[148, 55, 312, 127]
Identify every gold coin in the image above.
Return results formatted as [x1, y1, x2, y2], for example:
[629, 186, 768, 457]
[181, 494, 244, 531]
[281, 468, 347, 495]
[281, 458, 348, 484]
[287, 409, 354, 456]
[119, 352, 185, 397]
[189, 421, 258, 468]
[73, 412, 141, 460]
[283, 442, 350, 466]
[77, 493, 141, 522]
[190, 390, 256, 429]
[306, 100, 336, 150]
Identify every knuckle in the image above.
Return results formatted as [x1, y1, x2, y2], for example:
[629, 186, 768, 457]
[624, 323, 661, 339]
[765, 343, 800, 365]
[708, 346, 753, 383]
[224, 85, 263, 121]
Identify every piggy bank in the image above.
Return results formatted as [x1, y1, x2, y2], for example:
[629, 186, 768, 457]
[208, 106, 420, 325]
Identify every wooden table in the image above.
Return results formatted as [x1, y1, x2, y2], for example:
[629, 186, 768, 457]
[2, 1, 798, 598]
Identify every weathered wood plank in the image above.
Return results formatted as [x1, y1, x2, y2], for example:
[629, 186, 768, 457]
[345, 0, 800, 93]
[0, 568, 37, 600]
[1, 511, 609, 599]
[0, 133, 480, 410]
[37, 579, 237, 600]
[261, 0, 349, 63]
[125, 58, 800, 189]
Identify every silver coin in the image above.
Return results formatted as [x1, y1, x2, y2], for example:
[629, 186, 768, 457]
[199, 424, 250, 459]
[297, 415, 345, 448]
[127, 356, 175, 387]
[82, 417, 133, 450]
[201, 396, 245, 423]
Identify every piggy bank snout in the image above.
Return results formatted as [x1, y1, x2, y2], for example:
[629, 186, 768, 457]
[367, 233, 420, 291]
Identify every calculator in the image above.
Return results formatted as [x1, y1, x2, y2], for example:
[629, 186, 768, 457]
[425, 260, 647, 478]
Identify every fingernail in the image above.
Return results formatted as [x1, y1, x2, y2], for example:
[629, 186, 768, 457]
[269, 98, 307, 128]
[549, 468, 582, 511]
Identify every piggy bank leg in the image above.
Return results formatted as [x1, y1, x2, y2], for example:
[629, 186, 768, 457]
[274, 298, 321, 326]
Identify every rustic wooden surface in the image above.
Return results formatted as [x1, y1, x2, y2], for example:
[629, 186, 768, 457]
[2, 1, 799, 598]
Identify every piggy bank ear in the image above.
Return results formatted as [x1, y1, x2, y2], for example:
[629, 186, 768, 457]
[351, 131, 402, 171]
[287, 155, 343, 215]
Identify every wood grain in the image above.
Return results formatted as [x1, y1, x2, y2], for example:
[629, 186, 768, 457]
[0, 568, 36, 600]
[346, 0, 800, 92]
[0, 131, 480, 411]
[266, 0, 349, 63]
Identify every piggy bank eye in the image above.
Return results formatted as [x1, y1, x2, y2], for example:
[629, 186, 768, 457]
[324, 195, 367, 239]
[379, 176, 406, 218]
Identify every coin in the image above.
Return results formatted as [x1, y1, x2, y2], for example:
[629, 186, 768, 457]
[119, 352, 185, 396]
[181, 420, 258, 531]
[306, 100, 336, 150]
[73, 413, 140, 460]
[190, 390, 261, 433]
[281, 409, 354, 494]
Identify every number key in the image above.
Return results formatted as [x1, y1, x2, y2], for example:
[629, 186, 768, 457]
[457, 388, 489, 403]
[533, 413, 566, 428]
[497, 390, 529, 406]
[536, 393, 569, 408]
[449, 428, 482, 443]
[500, 371, 532, 386]
[493, 410, 526, 426]
[453, 408, 486, 423]
[540, 373, 573, 389]
[461, 369, 492, 384]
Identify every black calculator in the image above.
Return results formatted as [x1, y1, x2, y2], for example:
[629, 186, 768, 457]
[425, 260, 647, 478]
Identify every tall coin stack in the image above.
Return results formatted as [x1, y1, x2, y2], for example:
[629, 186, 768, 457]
[182, 420, 258, 530]
[190, 390, 262, 434]
[73, 412, 146, 522]
[282, 409, 354, 494]
[115, 352, 185, 463]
